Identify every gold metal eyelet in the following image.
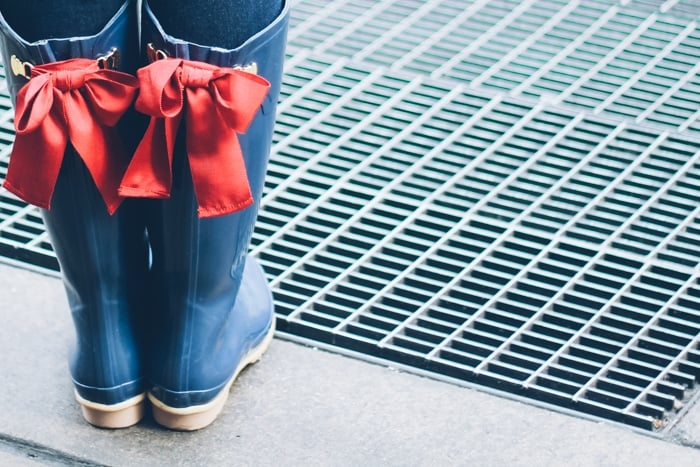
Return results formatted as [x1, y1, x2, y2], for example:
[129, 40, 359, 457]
[146, 43, 169, 62]
[233, 62, 258, 76]
[10, 55, 33, 79]
[97, 47, 120, 70]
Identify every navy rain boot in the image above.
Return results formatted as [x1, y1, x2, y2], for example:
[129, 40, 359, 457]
[0, 1, 149, 428]
[119, 0, 289, 430]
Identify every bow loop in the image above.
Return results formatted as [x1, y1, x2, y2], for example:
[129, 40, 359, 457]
[13, 73, 54, 133]
[120, 57, 271, 218]
[210, 70, 271, 133]
[82, 71, 140, 126]
[134, 58, 183, 118]
[3, 57, 139, 214]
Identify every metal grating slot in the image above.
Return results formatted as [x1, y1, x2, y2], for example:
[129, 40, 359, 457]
[287, 0, 700, 136]
[0, 199, 57, 271]
[286, 0, 377, 55]
[1, 0, 700, 433]
[632, 0, 700, 19]
[557, 16, 699, 117]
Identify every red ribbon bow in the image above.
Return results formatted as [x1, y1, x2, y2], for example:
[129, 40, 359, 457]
[118, 58, 270, 218]
[3, 58, 139, 214]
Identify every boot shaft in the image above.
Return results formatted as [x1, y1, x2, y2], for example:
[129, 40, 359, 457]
[0, 0, 139, 104]
[0, 1, 148, 410]
[142, 0, 290, 298]
[142, 0, 289, 415]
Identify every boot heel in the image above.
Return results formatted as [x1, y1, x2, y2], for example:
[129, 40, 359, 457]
[76, 392, 146, 429]
[150, 321, 275, 431]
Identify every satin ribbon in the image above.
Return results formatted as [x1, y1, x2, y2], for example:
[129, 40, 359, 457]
[118, 57, 270, 218]
[3, 58, 139, 214]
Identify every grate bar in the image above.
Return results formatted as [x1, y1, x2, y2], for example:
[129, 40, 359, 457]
[432, 129, 683, 376]
[298, 0, 402, 56]
[432, 130, 696, 390]
[0, 204, 35, 233]
[25, 230, 50, 249]
[565, 212, 700, 400]
[286, 0, 368, 46]
[634, 61, 700, 125]
[274, 59, 375, 148]
[419, 121, 632, 361]
[278, 48, 318, 90]
[389, 0, 499, 72]
[277, 55, 351, 115]
[255, 78, 463, 266]
[510, 5, 621, 97]
[621, 274, 700, 414]
[660, 0, 684, 13]
[259, 66, 418, 213]
[282, 101, 556, 323]
[377, 113, 611, 348]
[350, 0, 439, 63]
[430, 0, 539, 80]
[550, 13, 659, 105]
[262, 65, 392, 206]
[522, 139, 700, 386]
[660, 0, 676, 11]
[470, 0, 582, 89]
[678, 108, 700, 133]
[592, 19, 697, 115]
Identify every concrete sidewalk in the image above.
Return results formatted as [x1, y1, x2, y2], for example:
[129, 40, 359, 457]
[2, 261, 700, 466]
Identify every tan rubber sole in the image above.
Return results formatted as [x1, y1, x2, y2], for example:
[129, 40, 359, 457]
[149, 320, 276, 431]
[75, 391, 146, 429]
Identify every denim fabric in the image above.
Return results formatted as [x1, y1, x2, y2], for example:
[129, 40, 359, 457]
[149, 0, 284, 49]
[0, 0, 124, 41]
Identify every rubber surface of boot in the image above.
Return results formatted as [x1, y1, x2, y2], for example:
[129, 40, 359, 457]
[140, 0, 289, 430]
[0, 0, 148, 428]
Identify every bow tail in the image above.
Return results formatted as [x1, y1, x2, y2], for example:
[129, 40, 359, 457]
[66, 95, 129, 215]
[72, 128, 130, 215]
[3, 111, 67, 210]
[186, 89, 253, 218]
[118, 116, 177, 200]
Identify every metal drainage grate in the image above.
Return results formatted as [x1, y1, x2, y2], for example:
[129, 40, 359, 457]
[257, 54, 700, 430]
[0, 0, 699, 432]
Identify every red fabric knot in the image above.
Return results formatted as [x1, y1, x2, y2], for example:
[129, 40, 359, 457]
[54, 69, 86, 91]
[3, 58, 139, 214]
[118, 57, 270, 218]
[178, 65, 213, 89]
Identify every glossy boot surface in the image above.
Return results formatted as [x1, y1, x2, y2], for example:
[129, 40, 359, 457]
[140, 0, 289, 430]
[0, 1, 149, 428]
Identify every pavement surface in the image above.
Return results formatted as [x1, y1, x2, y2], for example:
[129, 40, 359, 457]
[2, 261, 700, 467]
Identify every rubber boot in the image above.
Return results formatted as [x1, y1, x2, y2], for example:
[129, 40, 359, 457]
[0, 1, 149, 428]
[119, 0, 289, 430]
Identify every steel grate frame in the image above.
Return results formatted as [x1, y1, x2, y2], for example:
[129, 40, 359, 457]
[1, 0, 700, 432]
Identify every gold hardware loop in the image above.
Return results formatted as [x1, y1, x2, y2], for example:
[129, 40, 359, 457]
[10, 55, 33, 79]
[97, 47, 121, 70]
[146, 43, 169, 62]
[233, 62, 258, 76]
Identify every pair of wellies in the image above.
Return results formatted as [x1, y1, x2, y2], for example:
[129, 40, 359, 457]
[0, 0, 288, 431]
